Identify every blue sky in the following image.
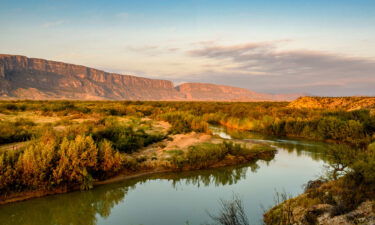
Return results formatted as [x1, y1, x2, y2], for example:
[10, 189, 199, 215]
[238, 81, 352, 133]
[1, 0, 375, 95]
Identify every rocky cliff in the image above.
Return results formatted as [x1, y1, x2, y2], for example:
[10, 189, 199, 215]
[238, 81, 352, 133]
[0, 54, 301, 101]
[0, 54, 184, 100]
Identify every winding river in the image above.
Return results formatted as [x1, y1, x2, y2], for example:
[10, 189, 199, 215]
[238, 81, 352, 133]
[0, 127, 330, 225]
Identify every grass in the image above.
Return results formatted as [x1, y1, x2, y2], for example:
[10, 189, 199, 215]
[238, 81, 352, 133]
[166, 149, 184, 156]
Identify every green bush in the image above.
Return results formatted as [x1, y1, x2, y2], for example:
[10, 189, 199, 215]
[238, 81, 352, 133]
[0, 130, 135, 194]
[93, 123, 165, 153]
[159, 111, 209, 134]
[168, 142, 275, 170]
[0, 119, 36, 144]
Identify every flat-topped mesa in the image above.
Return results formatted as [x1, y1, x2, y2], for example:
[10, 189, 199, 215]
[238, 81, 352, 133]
[0, 54, 183, 100]
[176, 82, 272, 101]
[0, 54, 303, 101]
[175, 82, 304, 101]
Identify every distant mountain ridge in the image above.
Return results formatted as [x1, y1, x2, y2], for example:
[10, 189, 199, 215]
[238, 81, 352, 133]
[176, 83, 302, 101]
[0, 54, 302, 101]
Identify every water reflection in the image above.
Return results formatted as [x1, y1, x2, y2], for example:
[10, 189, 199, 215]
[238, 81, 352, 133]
[211, 126, 330, 163]
[0, 159, 274, 225]
[0, 127, 329, 225]
[156, 162, 263, 188]
[0, 180, 138, 225]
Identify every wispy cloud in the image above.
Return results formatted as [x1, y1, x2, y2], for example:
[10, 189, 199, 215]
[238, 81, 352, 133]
[187, 41, 375, 96]
[42, 20, 65, 28]
[126, 45, 159, 52]
[125, 45, 182, 57]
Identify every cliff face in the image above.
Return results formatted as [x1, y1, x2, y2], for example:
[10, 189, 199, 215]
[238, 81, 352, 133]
[0, 54, 184, 100]
[0, 54, 301, 101]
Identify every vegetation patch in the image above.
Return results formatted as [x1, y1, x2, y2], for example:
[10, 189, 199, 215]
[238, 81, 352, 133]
[263, 142, 375, 225]
[168, 141, 276, 170]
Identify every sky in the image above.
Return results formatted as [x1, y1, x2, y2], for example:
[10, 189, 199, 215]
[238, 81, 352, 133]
[1, 0, 375, 96]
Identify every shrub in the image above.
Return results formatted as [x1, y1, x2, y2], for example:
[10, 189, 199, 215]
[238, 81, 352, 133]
[168, 142, 275, 170]
[159, 111, 209, 134]
[16, 140, 56, 188]
[53, 135, 98, 187]
[0, 119, 36, 144]
[0, 130, 133, 194]
[93, 124, 164, 153]
[97, 140, 123, 174]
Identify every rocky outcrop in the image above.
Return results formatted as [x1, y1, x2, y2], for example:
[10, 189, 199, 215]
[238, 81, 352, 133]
[314, 201, 375, 225]
[289, 96, 375, 110]
[265, 199, 375, 225]
[0, 54, 302, 101]
[264, 178, 375, 225]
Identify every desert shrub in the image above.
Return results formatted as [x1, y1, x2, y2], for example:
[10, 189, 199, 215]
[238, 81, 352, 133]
[185, 143, 228, 168]
[92, 124, 165, 153]
[97, 140, 123, 174]
[0, 119, 36, 144]
[0, 130, 134, 194]
[159, 111, 209, 134]
[2, 103, 18, 111]
[167, 143, 227, 169]
[168, 142, 274, 170]
[306, 144, 375, 215]
[324, 144, 375, 186]
[52, 135, 98, 187]
[122, 155, 139, 170]
[267, 115, 371, 146]
[16, 140, 56, 189]
[0, 151, 19, 192]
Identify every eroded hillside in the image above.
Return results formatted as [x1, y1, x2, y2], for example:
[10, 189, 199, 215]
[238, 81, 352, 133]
[0, 54, 301, 101]
[289, 96, 375, 111]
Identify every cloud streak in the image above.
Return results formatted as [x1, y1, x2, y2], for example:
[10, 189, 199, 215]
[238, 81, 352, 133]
[187, 42, 375, 96]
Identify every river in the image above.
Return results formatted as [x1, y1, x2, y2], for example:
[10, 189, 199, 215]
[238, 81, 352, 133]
[0, 127, 330, 225]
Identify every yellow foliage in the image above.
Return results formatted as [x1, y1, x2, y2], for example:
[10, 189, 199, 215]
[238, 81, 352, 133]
[98, 140, 123, 173]
[53, 135, 98, 185]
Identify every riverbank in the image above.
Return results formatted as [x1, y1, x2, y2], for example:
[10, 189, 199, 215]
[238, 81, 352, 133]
[263, 179, 375, 225]
[218, 121, 363, 147]
[263, 141, 375, 225]
[0, 132, 276, 205]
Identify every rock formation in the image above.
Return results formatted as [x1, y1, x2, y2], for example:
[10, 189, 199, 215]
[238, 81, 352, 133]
[0, 54, 302, 101]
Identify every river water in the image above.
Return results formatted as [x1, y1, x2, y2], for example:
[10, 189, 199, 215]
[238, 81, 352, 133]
[0, 127, 330, 225]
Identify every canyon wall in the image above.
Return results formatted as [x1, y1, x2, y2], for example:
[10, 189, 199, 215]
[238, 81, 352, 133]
[0, 54, 301, 101]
